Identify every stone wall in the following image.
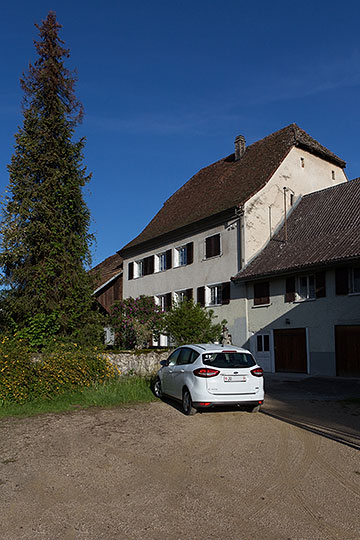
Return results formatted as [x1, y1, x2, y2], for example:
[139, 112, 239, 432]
[104, 350, 171, 376]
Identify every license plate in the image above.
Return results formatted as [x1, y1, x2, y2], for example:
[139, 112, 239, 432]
[223, 375, 246, 382]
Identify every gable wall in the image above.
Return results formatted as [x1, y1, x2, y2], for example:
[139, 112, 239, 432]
[243, 147, 347, 265]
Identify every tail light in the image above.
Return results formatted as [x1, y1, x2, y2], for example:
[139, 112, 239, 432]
[251, 367, 264, 377]
[193, 368, 220, 378]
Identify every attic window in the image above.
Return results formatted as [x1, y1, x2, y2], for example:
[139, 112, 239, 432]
[332, 170, 335, 180]
[300, 157, 305, 168]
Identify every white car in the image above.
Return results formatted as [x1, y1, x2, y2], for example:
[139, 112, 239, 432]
[154, 344, 264, 415]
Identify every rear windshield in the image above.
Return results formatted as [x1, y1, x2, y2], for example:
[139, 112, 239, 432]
[202, 352, 256, 369]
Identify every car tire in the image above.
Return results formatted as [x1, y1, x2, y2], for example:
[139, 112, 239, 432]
[182, 388, 197, 416]
[154, 378, 163, 399]
[248, 404, 261, 413]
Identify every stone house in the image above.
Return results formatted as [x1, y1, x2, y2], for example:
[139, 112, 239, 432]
[119, 123, 347, 348]
[232, 179, 360, 377]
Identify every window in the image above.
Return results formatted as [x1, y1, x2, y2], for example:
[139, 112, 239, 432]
[128, 262, 134, 280]
[175, 289, 192, 303]
[300, 157, 305, 168]
[208, 284, 222, 306]
[205, 233, 221, 259]
[157, 252, 167, 272]
[177, 348, 199, 365]
[286, 272, 326, 302]
[350, 268, 360, 293]
[143, 255, 154, 276]
[254, 282, 270, 306]
[332, 170, 335, 180]
[175, 242, 193, 267]
[297, 275, 315, 301]
[257, 335, 270, 352]
[156, 293, 172, 311]
[135, 259, 144, 278]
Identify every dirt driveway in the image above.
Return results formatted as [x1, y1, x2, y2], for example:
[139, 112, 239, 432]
[1, 396, 360, 540]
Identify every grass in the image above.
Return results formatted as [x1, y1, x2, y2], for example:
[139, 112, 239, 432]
[0, 376, 157, 419]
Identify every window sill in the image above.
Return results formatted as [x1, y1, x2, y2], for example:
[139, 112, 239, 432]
[203, 253, 222, 261]
[349, 292, 360, 296]
[293, 297, 316, 303]
[252, 303, 272, 309]
[206, 303, 222, 308]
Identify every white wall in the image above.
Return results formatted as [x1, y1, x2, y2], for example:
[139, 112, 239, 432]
[243, 147, 347, 264]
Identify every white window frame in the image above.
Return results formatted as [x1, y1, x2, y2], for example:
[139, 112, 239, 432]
[175, 245, 187, 267]
[156, 294, 168, 312]
[135, 259, 144, 278]
[155, 251, 167, 273]
[256, 334, 270, 353]
[174, 290, 187, 304]
[296, 274, 315, 301]
[206, 284, 222, 306]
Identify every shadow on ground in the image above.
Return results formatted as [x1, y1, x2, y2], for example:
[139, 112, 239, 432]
[263, 373, 360, 450]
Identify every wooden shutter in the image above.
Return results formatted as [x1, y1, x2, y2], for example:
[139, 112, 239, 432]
[197, 286, 205, 307]
[285, 276, 295, 302]
[205, 234, 220, 258]
[165, 292, 172, 311]
[335, 268, 349, 295]
[186, 242, 193, 265]
[166, 249, 172, 270]
[315, 272, 326, 298]
[254, 282, 269, 306]
[185, 288, 193, 300]
[221, 282, 231, 305]
[128, 262, 134, 280]
[143, 255, 154, 276]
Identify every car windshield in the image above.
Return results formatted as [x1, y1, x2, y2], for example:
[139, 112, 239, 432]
[202, 352, 256, 369]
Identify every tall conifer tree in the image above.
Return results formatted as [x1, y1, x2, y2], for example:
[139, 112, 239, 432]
[0, 12, 95, 336]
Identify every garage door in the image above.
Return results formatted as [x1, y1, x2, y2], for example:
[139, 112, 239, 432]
[335, 325, 360, 377]
[274, 328, 307, 373]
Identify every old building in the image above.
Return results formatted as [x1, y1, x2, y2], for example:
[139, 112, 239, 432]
[119, 123, 347, 347]
[233, 179, 360, 376]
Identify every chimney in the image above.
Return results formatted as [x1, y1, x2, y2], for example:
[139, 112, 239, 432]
[234, 135, 246, 161]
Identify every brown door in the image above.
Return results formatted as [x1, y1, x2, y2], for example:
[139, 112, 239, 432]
[335, 325, 360, 377]
[274, 328, 307, 373]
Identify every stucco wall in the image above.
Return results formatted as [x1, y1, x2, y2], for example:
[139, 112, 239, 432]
[235, 269, 360, 375]
[123, 220, 239, 300]
[104, 350, 171, 376]
[243, 147, 347, 264]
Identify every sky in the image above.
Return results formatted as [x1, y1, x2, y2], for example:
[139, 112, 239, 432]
[1, 0, 360, 267]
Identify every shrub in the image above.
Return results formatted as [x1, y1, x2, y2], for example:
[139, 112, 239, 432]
[162, 299, 226, 346]
[0, 337, 120, 405]
[110, 296, 165, 349]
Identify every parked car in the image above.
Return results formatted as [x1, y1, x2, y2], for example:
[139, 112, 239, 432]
[154, 344, 264, 415]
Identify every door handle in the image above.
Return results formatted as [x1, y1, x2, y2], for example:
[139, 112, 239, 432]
[180, 369, 185, 373]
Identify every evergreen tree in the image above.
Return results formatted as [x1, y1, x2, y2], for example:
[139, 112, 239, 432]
[0, 12, 96, 338]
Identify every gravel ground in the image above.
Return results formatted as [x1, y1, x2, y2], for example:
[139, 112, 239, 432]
[1, 394, 360, 540]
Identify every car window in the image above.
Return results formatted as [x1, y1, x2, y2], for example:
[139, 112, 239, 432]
[167, 349, 181, 366]
[177, 348, 199, 365]
[202, 352, 255, 368]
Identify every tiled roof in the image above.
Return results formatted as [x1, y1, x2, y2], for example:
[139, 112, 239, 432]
[90, 253, 123, 290]
[122, 123, 346, 252]
[233, 178, 360, 281]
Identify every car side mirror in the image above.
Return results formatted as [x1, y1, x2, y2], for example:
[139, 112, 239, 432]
[160, 359, 169, 367]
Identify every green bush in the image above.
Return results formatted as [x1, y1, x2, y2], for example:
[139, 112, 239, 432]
[163, 299, 226, 346]
[0, 336, 120, 405]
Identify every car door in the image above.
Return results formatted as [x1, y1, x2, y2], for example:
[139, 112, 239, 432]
[161, 349, 181, 396]
[170, 347, 194, 399]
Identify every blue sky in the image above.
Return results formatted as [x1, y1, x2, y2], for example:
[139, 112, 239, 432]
[1, 0, 360, 267]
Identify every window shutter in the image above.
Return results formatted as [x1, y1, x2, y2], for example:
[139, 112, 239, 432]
[144, 255, 154, 276]
[205, 234, 220, 258]
[128, 262, 134, 280]
[285, 276, 295, 302]
[315, 272, 326, 298]
[197, 286, 205, 307]
[335, 268, 349, 295]
[186, 242, 193, 265]
[254, 282, 269, 306]
[221, 282, 231, 305]
[166, 249, 172, 270]
[165, 292, 172, 311]
[186, 288, 193, 300]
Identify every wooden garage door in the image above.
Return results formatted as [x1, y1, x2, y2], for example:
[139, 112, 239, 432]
[335, 325, 360, 377]
[274, 328, 307, 373]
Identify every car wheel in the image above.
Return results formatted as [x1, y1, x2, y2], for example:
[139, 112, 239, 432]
[154, 378, 163, 399]
[248, 404, 261, 413]
[182, 388, 197, 416]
